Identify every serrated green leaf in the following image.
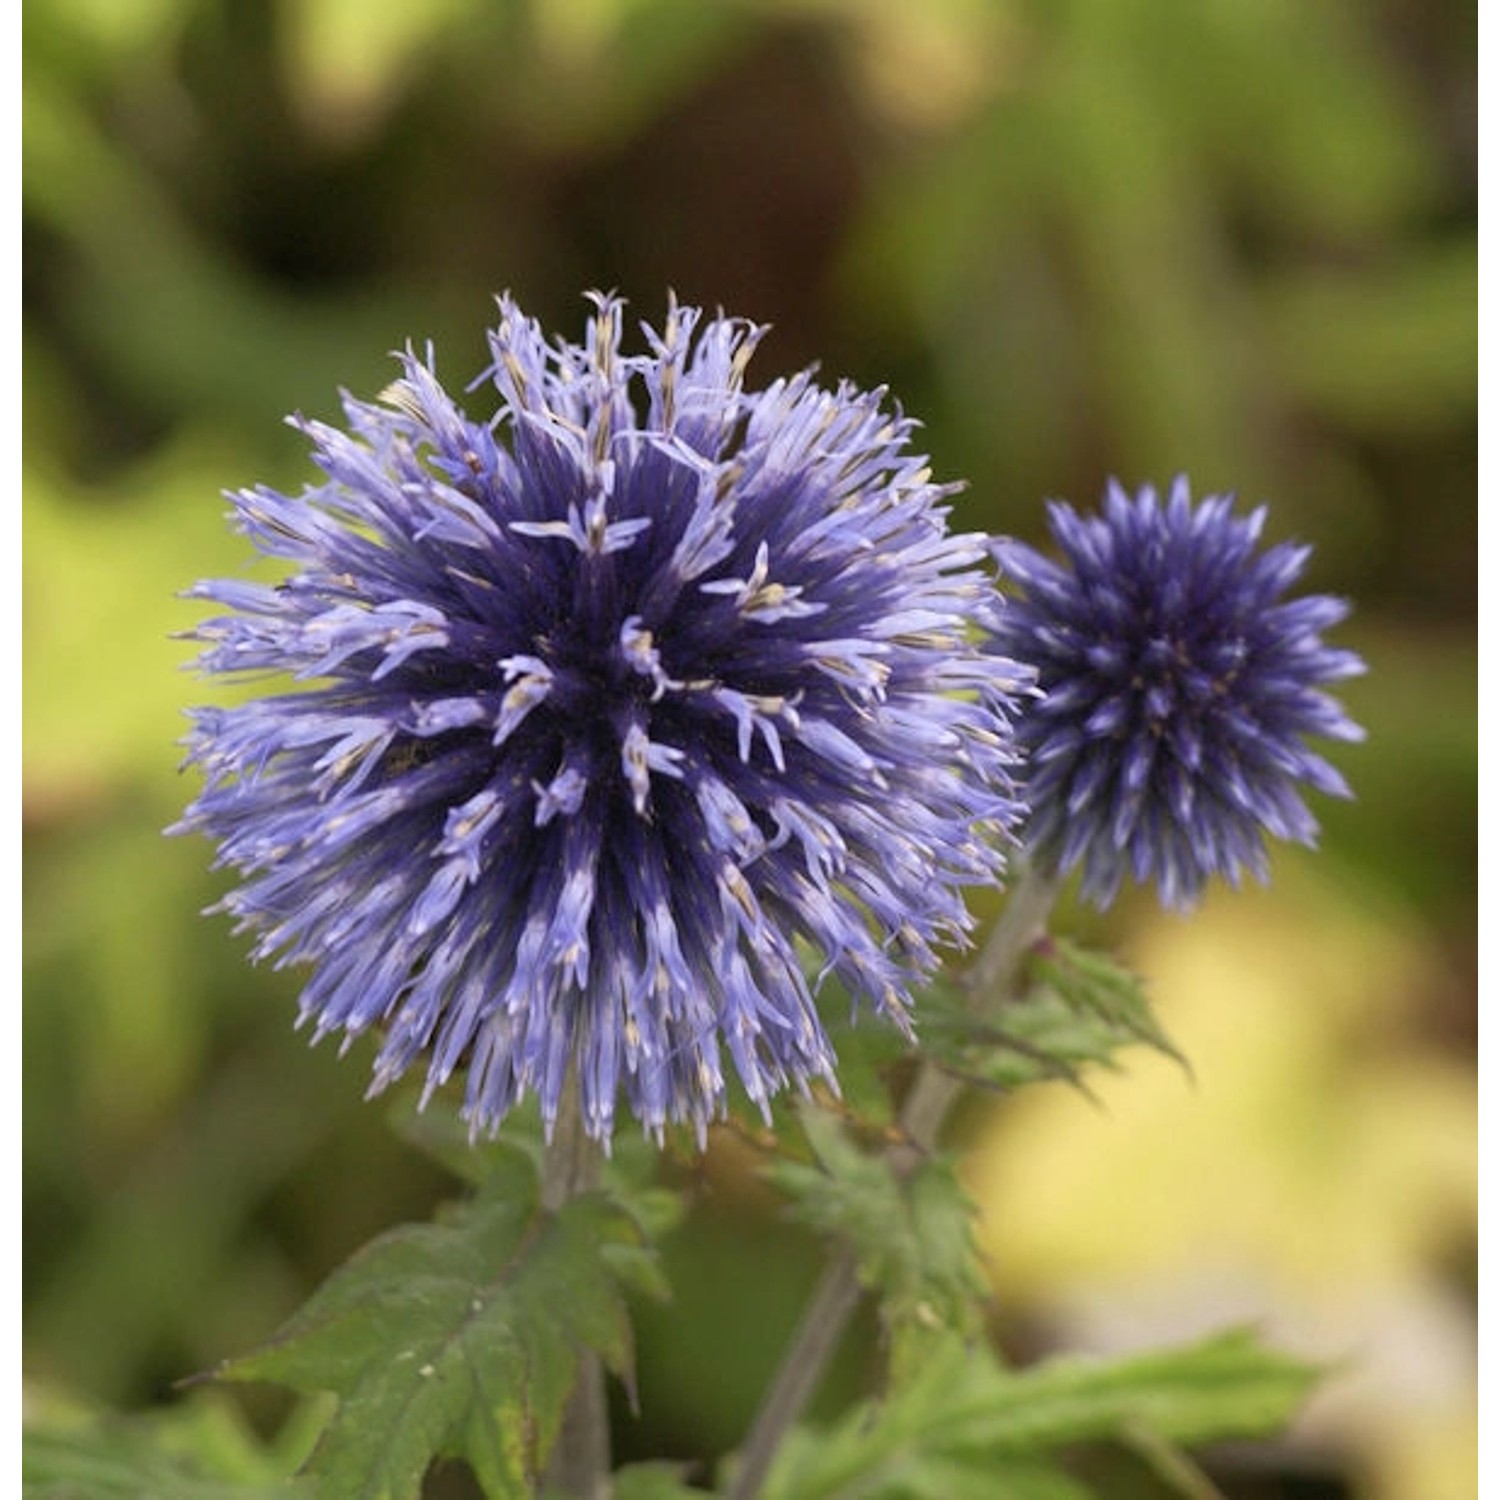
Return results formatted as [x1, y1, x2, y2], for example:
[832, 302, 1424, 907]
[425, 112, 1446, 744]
[22, 1433, 304, 1500]
[918, 940, 1183, 1099]
[761, 1327, 1319, 1500]
[1029, 940, 1185, 1068]
[763, 1105, 987, 1349]
[387, 1095, 686, 1262]
[968, 1326, 1319, 1452]
[219, 1152, 652, 1500]
[23, 1397, 312, 1500]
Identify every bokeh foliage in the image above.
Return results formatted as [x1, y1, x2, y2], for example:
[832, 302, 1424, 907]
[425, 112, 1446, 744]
[24, 2, 1473, 1496]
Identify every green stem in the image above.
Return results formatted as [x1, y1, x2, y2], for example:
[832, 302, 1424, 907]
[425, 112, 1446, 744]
[724, 862, 1060, 1500]
[541, 1075, 612, 1500]
[895, 861, 1061, 1152]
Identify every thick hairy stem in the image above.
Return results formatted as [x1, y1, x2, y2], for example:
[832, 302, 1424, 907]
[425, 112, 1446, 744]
[541, 1075, 612, 1500]
[725, 862, 1060, 1500]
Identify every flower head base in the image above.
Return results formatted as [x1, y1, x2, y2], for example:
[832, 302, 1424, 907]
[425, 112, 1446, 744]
[176, 294, 1030, 1143]
[992, 477, 1365, 910]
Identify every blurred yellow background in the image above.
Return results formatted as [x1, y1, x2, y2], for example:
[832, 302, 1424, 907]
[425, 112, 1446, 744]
[24, 2, 1475, 1496]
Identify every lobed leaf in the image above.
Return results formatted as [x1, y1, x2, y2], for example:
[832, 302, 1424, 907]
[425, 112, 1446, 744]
[1026, 940, 1185, 1068]
[22, 1395, 313, 1500]
[919, 941, 1184, 1098]
[760, 1327, 1320, 1499]
[218, 1150, 653, 1500]
[764, 1105, 988, 1349]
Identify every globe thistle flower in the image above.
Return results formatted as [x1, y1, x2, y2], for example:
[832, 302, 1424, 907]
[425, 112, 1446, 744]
[175, 294, 1031, 1143]
[991, 477, 1365, 910]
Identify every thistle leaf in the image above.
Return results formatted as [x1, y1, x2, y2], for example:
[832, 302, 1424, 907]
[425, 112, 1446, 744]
[764, 1105, 988, 1348]
[919, 940, 1184, 1098]
[760, 1327, 1320, 1499]
[22, 1395, 313, 1500]
[1027, 938, 1186, 1069]
[218, 1149, 653, 1500]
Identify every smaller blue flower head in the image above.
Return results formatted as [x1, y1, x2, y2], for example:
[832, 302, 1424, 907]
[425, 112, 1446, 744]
[992, 477, 1366, 909]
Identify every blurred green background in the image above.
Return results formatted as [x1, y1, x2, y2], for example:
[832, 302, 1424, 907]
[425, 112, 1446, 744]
[23, 1, 1475, 1497]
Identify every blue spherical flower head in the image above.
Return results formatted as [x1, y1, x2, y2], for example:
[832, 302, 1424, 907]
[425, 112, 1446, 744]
[992, 477, 1365, 910]
[176, 294, 1031, 1144]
